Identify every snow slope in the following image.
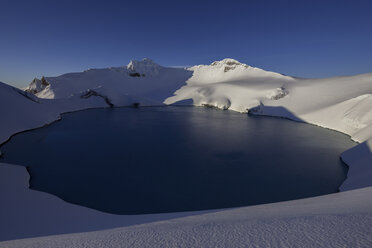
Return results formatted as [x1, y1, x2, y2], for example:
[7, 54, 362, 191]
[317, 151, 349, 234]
[0, 81, 57, 145]
[0, 81, 108, 146]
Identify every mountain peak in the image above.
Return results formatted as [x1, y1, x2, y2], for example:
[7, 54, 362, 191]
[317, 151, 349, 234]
[127, 58, 162, 76]
[210, 58, 245, 67]
[209, 58, 250, 72]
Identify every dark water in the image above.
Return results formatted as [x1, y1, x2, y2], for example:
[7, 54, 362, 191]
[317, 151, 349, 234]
[0, 106, 356, 214]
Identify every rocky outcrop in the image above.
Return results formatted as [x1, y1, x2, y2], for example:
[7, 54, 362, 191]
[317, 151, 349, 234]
[80, 89, 114, 107]
[25, 76, 50, 95]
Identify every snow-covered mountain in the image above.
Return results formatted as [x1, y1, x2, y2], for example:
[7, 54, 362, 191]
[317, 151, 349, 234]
[25, 58, 192, 105]
[7, 58, 372, 190]
[4, 58, 372, 190]
[166, 59, 372, 142]
[1, 58, 372, 246]
[165, 58, 295, 110]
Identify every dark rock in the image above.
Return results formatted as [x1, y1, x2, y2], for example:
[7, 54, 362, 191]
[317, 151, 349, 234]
[129, 72, 141, 77]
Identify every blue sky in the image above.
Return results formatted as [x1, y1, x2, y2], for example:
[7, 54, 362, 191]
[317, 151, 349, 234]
[1, 0, 372, 87]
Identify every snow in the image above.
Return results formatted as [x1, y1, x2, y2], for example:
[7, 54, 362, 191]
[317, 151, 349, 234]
[26, 58, 192, 103]
[1, 58, 372, 245]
